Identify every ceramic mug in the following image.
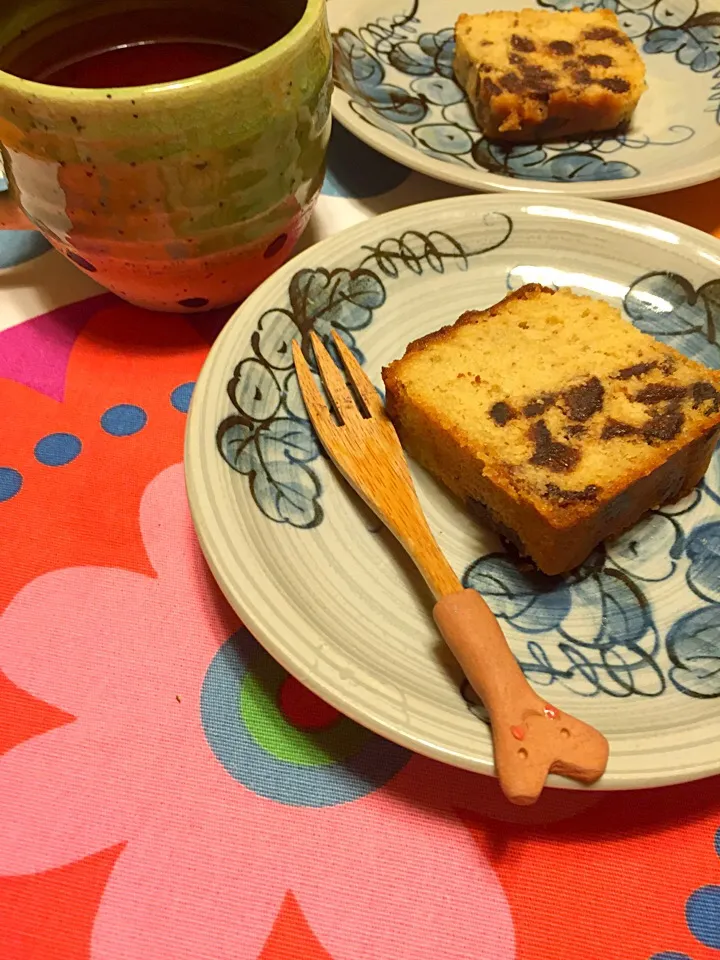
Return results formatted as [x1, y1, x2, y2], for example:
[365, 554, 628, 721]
[0, 0, 332, 312]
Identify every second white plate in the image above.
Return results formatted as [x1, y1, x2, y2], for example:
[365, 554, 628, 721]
[329, 0, 720, 199]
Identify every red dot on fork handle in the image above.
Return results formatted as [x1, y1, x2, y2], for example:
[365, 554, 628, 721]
[543, 703, 559, 719]
[510, 724, 525, 741]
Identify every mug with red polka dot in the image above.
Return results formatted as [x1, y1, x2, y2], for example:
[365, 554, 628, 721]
[0, 0, 332, 312]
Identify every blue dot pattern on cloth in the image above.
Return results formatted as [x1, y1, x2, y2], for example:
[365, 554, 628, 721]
[0, 467, 23, 502]
[101, 404, 148, 437]
[171, 382, 195, 413]
[686, 885, 720, 949]
[34, 433, 82, 467]
[322, 124, 410, 199]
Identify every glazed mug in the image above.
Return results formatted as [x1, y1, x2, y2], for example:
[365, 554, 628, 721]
[0, 0, 332, 312]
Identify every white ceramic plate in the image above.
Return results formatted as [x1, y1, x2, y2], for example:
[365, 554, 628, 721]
[186, 194, 720, 790]
[328, 0, 720, 199]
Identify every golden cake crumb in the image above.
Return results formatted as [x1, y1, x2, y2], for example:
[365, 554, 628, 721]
[454, 8, 647, 140]
[382, 285, 720, 575]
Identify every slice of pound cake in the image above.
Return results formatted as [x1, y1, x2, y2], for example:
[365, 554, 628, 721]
[382, 285, 720, 575]
[454, 8, 646, 141]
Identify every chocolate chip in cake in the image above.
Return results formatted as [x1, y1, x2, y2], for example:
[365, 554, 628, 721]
[489, 401, 516, 426]
[545, 482, 601, 504]
[511, 34, 535, 52]
[500, 72, 523, 93]
[642, 410, 684, 443]
[601, 419, 637, 440]
[634, 383, 687, 404]
[566, 424, 586, 437]
[582, 53, 613, 67]
[599, 76, 631, 93]
[691, 381, 720, 411]
[563, 377, 605, 422]
[529, 420, 580, 472]
[509, 52, 524, 65]
[583, 27, 628, 44]
[484, 78, 502, 98]
[613, 360, 657, 380]
[573, 67, 592, 85]
[523, 393, 556, 417]
[479, 63, 493, 73]
[548, 40, 574, 55]
[521, 63, 557, 91]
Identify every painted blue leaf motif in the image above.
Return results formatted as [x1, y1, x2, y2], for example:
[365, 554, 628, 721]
[218, 417, 322, 528]
[411, 76, 465, 106]
[387, 40, 437, 76]
[464, 551, 664, 696]
[644, 26, 687, 53]
[415, 123, 474, 155]
[288, 268, 386, 342]
[472, 141, 638, 181]
[592, 569, 654, 647]
[606, 512, 681, 583]
[685, 521, 720, 603]
[227, 358, 283, 423]
[333, 29, 427, 125]
[667, 606, 720, 697]
[624, 273, 720, 366]
[417, 29, 456, 79]
[463, 554, 573, 633]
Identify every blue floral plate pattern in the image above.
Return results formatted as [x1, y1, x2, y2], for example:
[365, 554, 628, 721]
[187, 195, 720, 790]
[327, 0, 720, 199]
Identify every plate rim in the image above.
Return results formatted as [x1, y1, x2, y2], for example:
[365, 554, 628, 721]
[327, 0, 720, 201]
[185, 191, 720, 792]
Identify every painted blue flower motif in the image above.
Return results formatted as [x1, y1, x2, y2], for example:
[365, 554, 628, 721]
[463, 552, 665, 697]
[624, 272, 720, 368]
[333, 28, 427, 125]
[473, 141, 639, 181]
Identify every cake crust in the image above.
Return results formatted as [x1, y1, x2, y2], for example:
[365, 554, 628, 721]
[382, 285, 720, 575]
[453, 8, 647, 141]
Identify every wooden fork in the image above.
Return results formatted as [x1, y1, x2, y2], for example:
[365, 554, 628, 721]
[292, 331, 609, 805]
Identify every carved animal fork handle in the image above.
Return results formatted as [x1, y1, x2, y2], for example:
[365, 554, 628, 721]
[293, 331, 609, 805]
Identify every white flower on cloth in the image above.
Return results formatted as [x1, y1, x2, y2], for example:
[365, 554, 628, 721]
[0, 464, 516, 960]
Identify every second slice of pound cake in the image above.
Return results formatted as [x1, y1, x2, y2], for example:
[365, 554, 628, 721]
[454, 8, 646, 140]
[382, 285, 720, 575]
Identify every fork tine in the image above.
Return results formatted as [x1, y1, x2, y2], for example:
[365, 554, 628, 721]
[331, 331, 384, 418]
[291, 340, 336, 444]
[310, 332, 359, 425]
